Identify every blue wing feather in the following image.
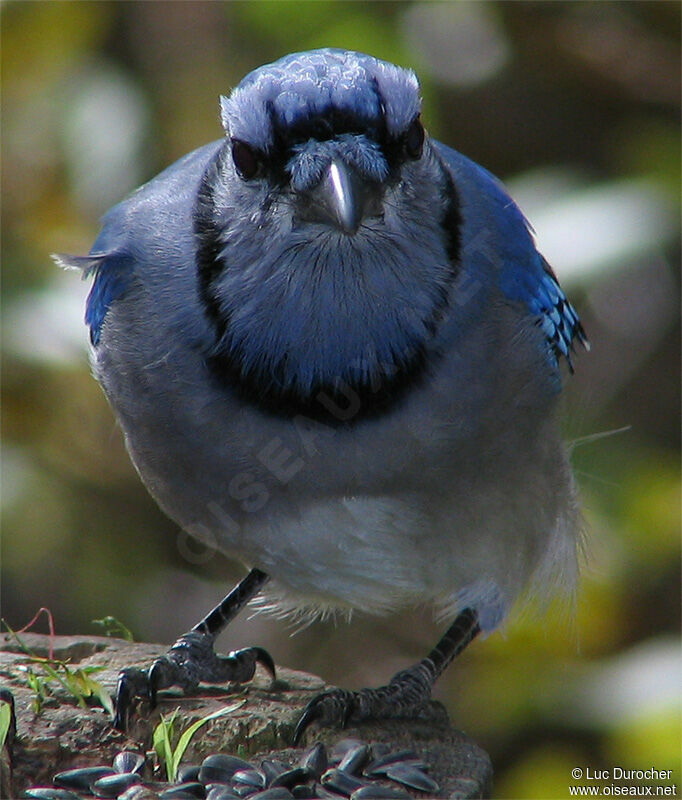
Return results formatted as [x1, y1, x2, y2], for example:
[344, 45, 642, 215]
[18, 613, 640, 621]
[52, 251, 133, 345]
[525, 255, 589, 372]
[499, 246, 588, 372]
[83, 251, 133, 345]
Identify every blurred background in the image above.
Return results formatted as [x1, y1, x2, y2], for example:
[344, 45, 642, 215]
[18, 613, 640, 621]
[2, 2, 680, 797]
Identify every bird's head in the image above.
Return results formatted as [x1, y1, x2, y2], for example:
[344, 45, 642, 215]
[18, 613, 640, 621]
[194, 49, 460, 420]
[221, 48, 425, 235]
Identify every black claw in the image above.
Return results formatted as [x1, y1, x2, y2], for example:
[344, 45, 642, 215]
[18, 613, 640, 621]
[293, 701, 323, 746]
[114, 668, 150, 731]
[252, 646, 276, 681]
[293, 689, 356, 746]
[113, 702, 125, 731]
[147, 661, 163, 709]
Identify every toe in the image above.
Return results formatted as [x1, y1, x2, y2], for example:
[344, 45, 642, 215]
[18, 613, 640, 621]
[293, 689, 356, 745]
[114, 667, 150, 731]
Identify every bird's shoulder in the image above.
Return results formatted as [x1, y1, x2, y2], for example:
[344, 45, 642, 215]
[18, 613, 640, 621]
[55, 140, 223, 345]
[92, 139, 223, 254]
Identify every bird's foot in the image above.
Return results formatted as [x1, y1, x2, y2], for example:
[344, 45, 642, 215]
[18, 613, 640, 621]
[114, 630, 275, 730]
[294, 661, 435, 744]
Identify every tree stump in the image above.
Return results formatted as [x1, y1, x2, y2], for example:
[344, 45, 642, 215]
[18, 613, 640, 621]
[0, 633, 492, 799]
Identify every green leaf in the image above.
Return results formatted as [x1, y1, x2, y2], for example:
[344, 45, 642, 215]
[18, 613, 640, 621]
[61, 667, 89, 707]
[92, 616, 134, 642]
[90, 679, 115, 719]
[81, 665, 106, 676]
[171, 701, 246, 776]
[152, 702, 246, 782]
[25, 667, 48, 711]
[153, 708, 179, 782]
[0, 701, 11, 749]
[75, 669, 114, 717]
[39, 660, 87, 707]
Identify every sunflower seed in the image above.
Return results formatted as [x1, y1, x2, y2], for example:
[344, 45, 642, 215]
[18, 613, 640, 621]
[385, 764, 439, 793]
[118, 786, 163, 800]
[113, 751, 145, 775]
[337, 745, 368, 776]
[363, 751, 425, 778]
[351, 787, 412, 800]
[24, 790, 81, 800]
[159, 782, 206, 798]
[233, 769, 266, 789]
[53, 766, 116, 791]
[200, 755, 253, 785]
[92, 772, 141, 797]
[232, 783, 258, 798]
[311, 785, 344, 799]
[329, 740, 365, 766]
[320, 768, 368, 797]
[299, 743, 327, 779]
[270, 768, 313, 789]
[249, 789, 295, 800]
[260, 760, 288, 786]
[291, 784, 316, 799]
[205, 787, 241, 800]
[177, 765, 202, 784]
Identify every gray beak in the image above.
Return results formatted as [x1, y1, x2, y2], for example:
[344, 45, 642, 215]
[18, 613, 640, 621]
[306, 159, 369, 234]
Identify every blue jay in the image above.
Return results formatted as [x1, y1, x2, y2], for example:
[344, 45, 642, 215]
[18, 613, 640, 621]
[55, 49, 587, 739]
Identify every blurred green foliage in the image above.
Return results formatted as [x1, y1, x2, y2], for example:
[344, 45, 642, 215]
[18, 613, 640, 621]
[2, 2, 679, 798]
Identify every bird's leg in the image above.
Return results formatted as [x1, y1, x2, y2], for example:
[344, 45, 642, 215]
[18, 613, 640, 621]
[293, 607, 480, 744]
[114, 568, 273, 730]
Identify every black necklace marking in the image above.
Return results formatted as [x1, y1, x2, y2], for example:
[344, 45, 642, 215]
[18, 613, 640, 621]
[195, 142, 231, 340]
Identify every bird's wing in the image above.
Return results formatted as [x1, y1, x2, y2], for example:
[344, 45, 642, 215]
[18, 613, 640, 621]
[433, 140, 588, 372]
[53, 250, 133, 345]
[504, 252, 589, 372]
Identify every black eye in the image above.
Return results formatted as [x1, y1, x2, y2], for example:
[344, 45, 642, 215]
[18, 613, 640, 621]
[231, 139, 260, 180]
[405, 117, 425, 160]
